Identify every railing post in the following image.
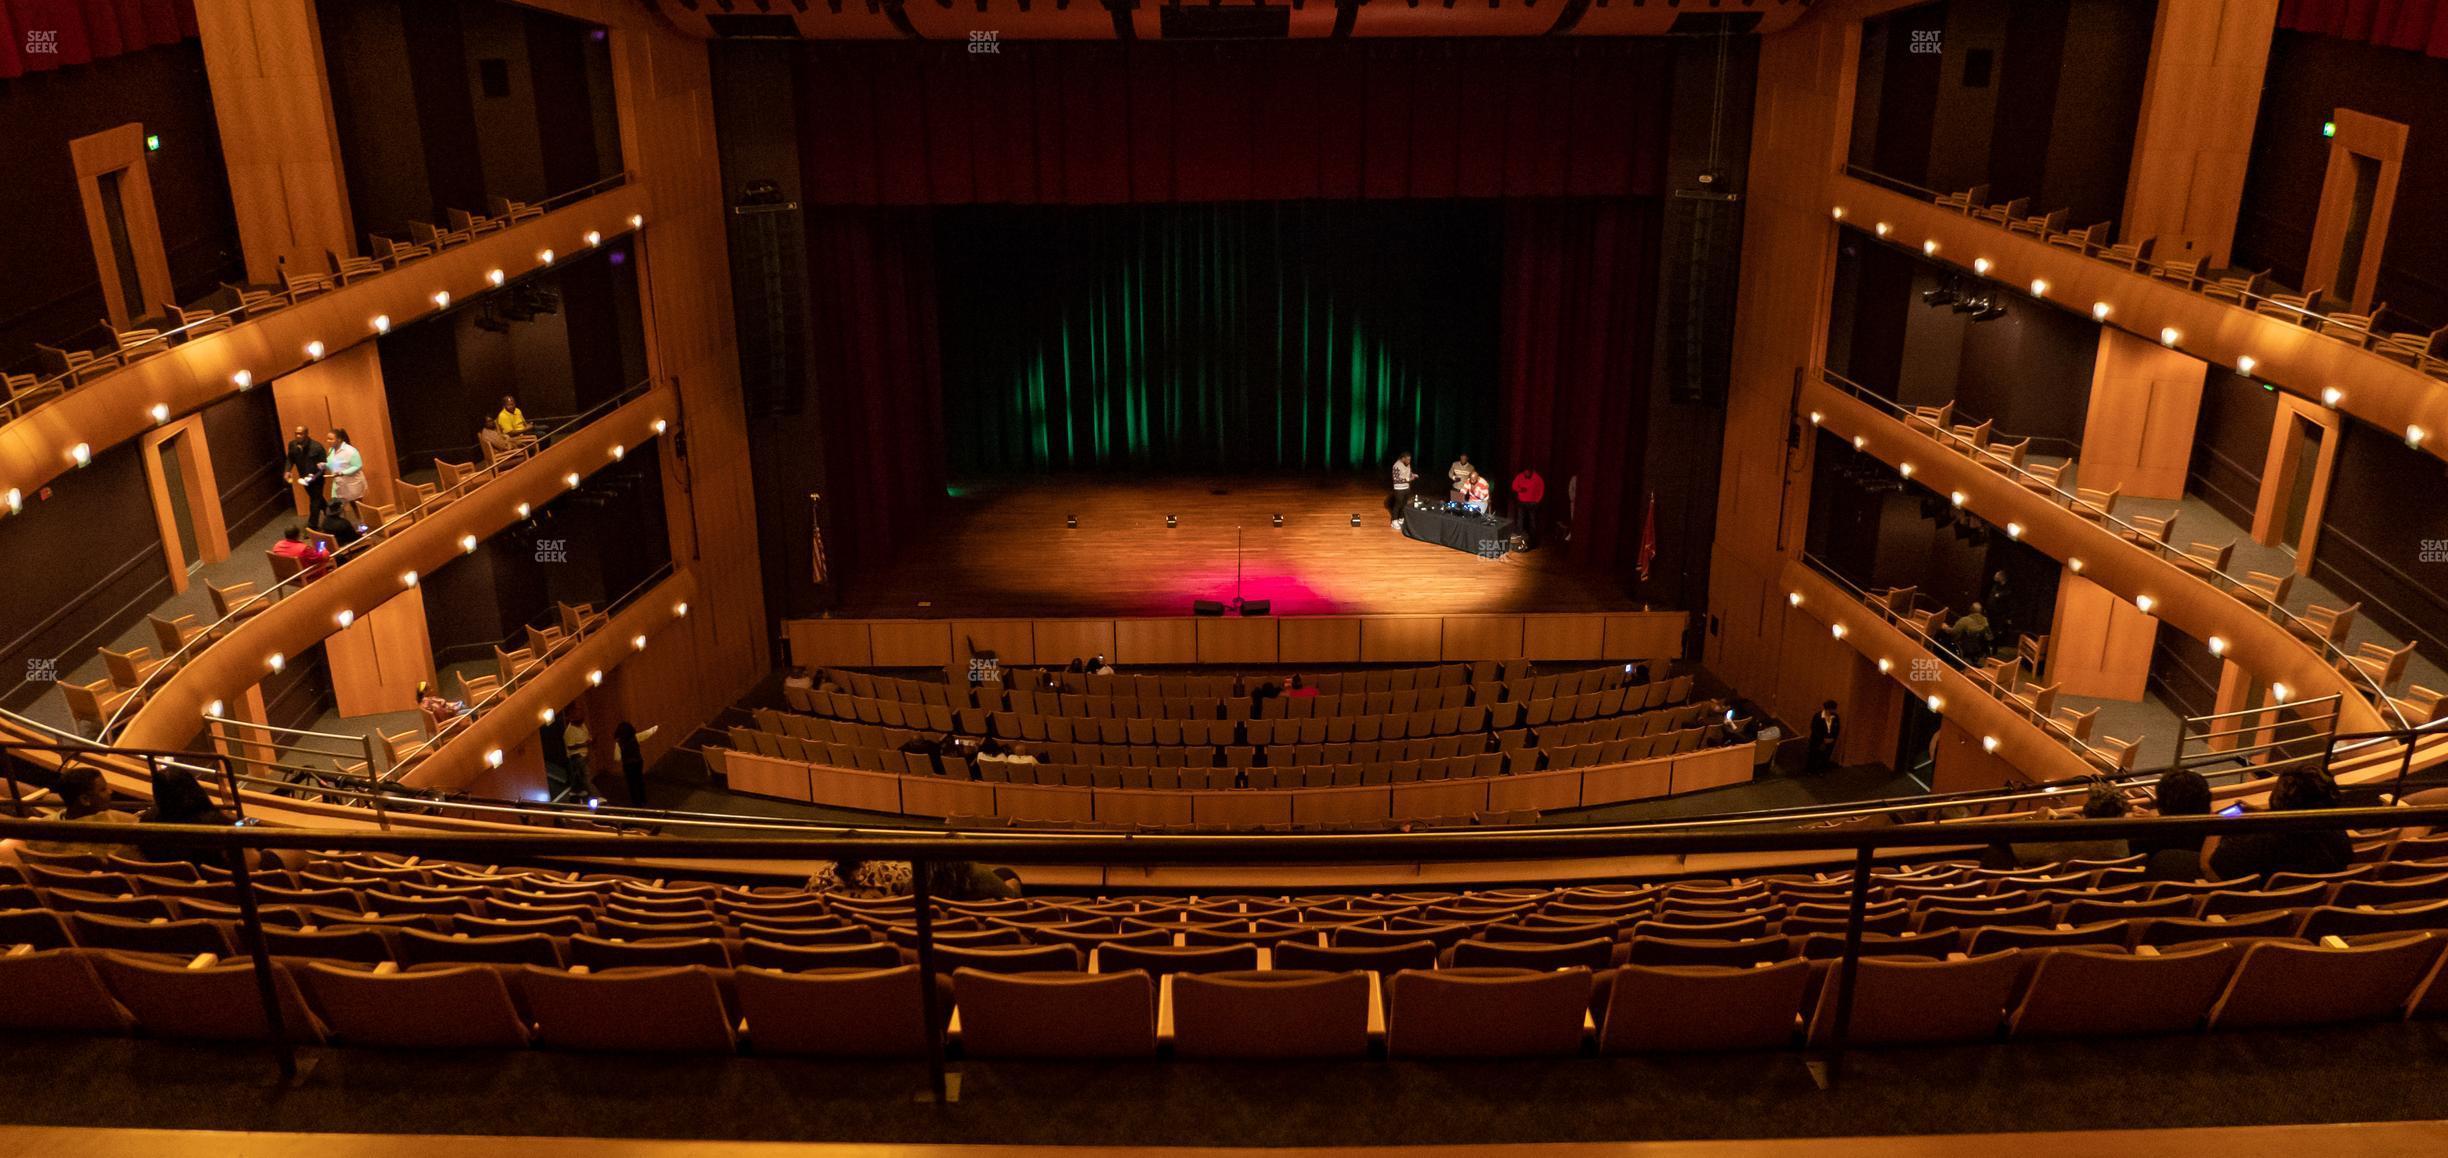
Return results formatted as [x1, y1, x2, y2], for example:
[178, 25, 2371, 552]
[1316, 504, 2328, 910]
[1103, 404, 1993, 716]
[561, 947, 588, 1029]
[2, 748, 26, 818]
[364, 733, 391, 831]
[1817, 845, 1879, 1089]
[910, 857, 953, 1104]
[2392, 731, 2419, 804]
[223, 843, 300, 1084]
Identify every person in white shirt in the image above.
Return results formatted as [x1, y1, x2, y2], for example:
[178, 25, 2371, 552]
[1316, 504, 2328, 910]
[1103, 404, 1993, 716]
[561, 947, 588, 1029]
[1448, 453, 1474, 502]
[1389, 452, 1416, 527]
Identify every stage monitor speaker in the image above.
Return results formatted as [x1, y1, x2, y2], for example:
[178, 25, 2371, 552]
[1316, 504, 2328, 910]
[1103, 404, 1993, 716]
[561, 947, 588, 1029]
[1666, 189, 1743, 407]
[727, 200, 810, 419]
[1239, 600, 1271, 617]
[1193, 600, 1228, 617]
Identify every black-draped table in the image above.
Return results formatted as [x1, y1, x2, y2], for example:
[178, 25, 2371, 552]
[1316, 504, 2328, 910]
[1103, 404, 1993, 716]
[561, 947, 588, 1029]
[1400, 502, 1517, 558]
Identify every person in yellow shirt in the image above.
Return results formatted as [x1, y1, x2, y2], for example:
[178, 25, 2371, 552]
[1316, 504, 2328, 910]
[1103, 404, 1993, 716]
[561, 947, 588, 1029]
[494, 393, 530, 437]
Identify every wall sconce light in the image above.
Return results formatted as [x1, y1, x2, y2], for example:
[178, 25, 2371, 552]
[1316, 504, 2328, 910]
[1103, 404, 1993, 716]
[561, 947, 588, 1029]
[2236, 355, 2258, 376]
[2409, 425, 2429, 449]
[540, 708, 556, 725]
[148, 403, 169, 424]
[432, 290, 451, 309]
[1923, 240, 1939, 255]
[2029, 279, 2048, 298]
[2091, 302, 2111, 321]
[1926, 694, 1944, 712]
[564, 472, 582, 489]
[1808, 411, 1823, 425]
[1831, 207, 1847, 220]
[1830, 622, 1848, 639]
[488, 269, 506, 287]
[205, 700, 224, 719]
[651, 418, 669, 435]
[231, 370, 253, 390]
[485, 748, 505, 769]
[1853, 435, 1868, 450]
[266, 653, 286, 673]
[585, 231, 603, 247]
[3, 488, 19, 515]
[2068, 557, 2085, 573]
[334, 609, 354, 628]
[1982, 735, 2000, 753]
[401, 570, 419, 588]
[610, 444, 625, 461]
[305, 341, 325, 361]
[539, 249, 556, 265]
[1898, 462, 1916, 479]
[2159, 326, 2180, 347]
[2208, 636, 2228, 657]
[1973, 257, 1992, 275]
[587, 669, 605, 686]
[632, 634, 648, 651]
[2321, 387, 2344, 408]
[673, 602, 689, 618]
[628, 214, 643, 229]
[2005, 522, 2023, 540]
[1874, 222, 1892, 237]
[70, 442, 91, 467]
[460, 534, 479, 554]
[2272, 682, 2292, 703]
[1950, 490, 1967, 507]
[1877, 658, 1893, 674]
[2135, 594, 2156, 614]
[372, 315, 391, 334]
[1788, 591, 1804, 607]
[516, 502, 532, 519]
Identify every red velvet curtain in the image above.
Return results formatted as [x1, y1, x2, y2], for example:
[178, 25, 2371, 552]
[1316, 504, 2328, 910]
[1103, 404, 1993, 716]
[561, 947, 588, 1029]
[797, 39, 1672, 205]
[2280, 0, 2448, 58]
[0, 0, 196, 79]
[806, 210, 947, 573]
[1499, 200, 1660, 573]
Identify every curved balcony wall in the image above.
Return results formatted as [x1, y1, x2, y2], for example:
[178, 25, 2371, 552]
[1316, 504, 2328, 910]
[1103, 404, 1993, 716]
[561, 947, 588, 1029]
[1782, 561, 2099, 786]
[1831, 178, 2448, 466]
[0, 184, 650, 508]
[1802, 376, 2386, 737]
[114, 386, 675, 751]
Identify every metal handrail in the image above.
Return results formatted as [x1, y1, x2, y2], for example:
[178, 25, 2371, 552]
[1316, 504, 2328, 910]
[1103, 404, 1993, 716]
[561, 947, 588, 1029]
[1837, 163, 2434, 359]
[1816, 368, 2415, 731]
[4, 172, 637, 428]
[97, 380, 656, 735]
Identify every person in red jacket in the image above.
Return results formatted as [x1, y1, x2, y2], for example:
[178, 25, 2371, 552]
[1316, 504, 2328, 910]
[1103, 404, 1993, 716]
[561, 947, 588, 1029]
[1510, 467, 1546, 548]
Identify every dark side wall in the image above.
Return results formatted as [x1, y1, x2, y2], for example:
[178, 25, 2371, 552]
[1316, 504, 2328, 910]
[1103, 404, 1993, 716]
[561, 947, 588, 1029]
[0, 448, 166, 711]
[420, 448, 671, 660]
[2314, 422, 2448, 665]
[2185, 368, 2275, 528]
[0, 40, 240, 373]
[2233, 31, 2448, 329]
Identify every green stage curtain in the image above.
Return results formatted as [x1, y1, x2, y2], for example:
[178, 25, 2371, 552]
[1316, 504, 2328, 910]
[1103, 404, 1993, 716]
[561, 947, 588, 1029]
[936, 202, 1500, 475]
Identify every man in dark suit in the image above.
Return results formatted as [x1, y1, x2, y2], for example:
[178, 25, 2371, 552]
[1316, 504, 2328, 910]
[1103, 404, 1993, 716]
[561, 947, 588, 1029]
[1807, 700, 1841, 773]
[284, 425, 327, 527]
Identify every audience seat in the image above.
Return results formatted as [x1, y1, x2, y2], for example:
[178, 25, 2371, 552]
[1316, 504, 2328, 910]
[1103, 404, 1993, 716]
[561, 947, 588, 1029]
[301, 962, 533, 1049]
[737, 965, 948, 1057]
[395, 929, 565, 969]
[1807, 951, 2023, 1047]
[1386, 967, 1593, 1058]
[739, 939, 903, 972]
[1598, 959, 1809, 1053]
[2207, 934, 2443, 1029]
[92, 950, 324, 1043]
[1172, 970, 1371, 1059]
[0, 948, 133, 1034]
[954, 969, 1157, 1059]
[520, 965, 737, 1053]
[2007, 943, 2241, 1038]
[1097, 943, 1260, 977]
[1449, 937, 1615, 972]
[1272, 940, 1439, 975]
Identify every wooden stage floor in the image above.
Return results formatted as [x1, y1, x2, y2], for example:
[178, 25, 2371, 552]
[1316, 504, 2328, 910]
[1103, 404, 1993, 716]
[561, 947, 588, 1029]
[834, 475, 1636, 619]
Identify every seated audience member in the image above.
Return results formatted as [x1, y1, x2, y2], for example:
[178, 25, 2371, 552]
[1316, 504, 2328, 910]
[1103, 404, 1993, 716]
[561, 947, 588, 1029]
[1286, 674, 1319, 698]
[476, 414, 519, 462]
[808, 857, 915, 899]
[782, 667, 816, 691]
[270, 526, 332, 581]
[1750, 718, 1784, 771]
[2135, 767, 2215, 879]
[137, 766, 242, 867]
[416, 681, 465, 734]
[927, 859, 1021, 902]
[1946, 603, 1992, 657]
[2208, 768, 2352, 881]
[1092, 655, 1116, 676]
[315, 507, 363, 548]
[1992, 779, 2130, 867]
[28, 768, 138, 855]
[1000, 743, 1039, 771]
[1250, 680, 1283, 706]
[495, 394, 530, 437]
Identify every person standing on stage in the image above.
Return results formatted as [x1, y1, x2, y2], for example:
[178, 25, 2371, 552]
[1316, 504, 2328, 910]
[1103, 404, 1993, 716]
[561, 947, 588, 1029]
[1510, 466, 1546, 548]
[1448, 453, 1474, 503]
[1807, 701, 1842, 773]
[1389, 452, 1416, 527]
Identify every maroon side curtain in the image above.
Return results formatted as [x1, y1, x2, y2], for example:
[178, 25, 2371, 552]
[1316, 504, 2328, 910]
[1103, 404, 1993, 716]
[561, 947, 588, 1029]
[1499, 200, 1661, 573]
[797, 39, 1672, 205]
[805, 210, 947, 574]
[0, 0, 196, 79]
[2280, 0, 2448, 58]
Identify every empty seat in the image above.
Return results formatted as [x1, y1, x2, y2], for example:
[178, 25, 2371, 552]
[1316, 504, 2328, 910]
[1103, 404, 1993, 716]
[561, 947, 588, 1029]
[394, 929, 563, 968]
[1450, 937, 1615, 972]
[1385, 967, 1594, 1058]
[936, 944, 1083, 974]
[301, 963, 533, 1049]
[66, 913, 232, 958]
[1271, 939, 1440, 975]
[1807, 951, 2023, 1047]
[2207, 934, 2443, 1030]
[1626, 935, 1793, 969]
[261, 926, 395, 965]
[2008, 943, 2241, 1038]
[93, 951, 324, 1043]
[1598, 959, 1810, 1053]
[953, 969, 1156, 1059]
[1172, 970, 1371, 1059]
[736, 965, 948, 1057]
[567, 935, 730, 971]
[0, 948, 133, 1034]
[520, 965, 737, 1052]
[1096, 943, 1259, 976]
[740, 939, 904, 972]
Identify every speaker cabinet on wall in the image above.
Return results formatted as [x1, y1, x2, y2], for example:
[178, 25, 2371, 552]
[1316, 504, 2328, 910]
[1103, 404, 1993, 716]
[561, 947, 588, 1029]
[728, 198, 810, 419]
[1239, 600, 1271, 617]
[1193, 600, 1228, 617]
[1666, 189, 1743, 407]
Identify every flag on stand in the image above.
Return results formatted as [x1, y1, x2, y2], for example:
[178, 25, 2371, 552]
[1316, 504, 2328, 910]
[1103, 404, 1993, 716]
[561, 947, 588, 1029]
[1637, 492, 1658, 583]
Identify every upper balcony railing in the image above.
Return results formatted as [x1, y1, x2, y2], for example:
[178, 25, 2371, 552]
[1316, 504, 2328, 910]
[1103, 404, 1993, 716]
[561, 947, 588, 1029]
[1828, 172, 2448, 467]
[1813, 369, 2415, 737]
[0, 179, 651, 511]
[3, 175, 633, 426]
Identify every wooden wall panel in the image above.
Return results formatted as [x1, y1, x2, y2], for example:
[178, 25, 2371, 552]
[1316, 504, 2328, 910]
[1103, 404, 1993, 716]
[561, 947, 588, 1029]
[269, 344, 398, 511]
[1440, 616, 1524, 661]
[1487, 767, 1583, 812]
[786, 620, 873, 669]
[1391, 780, 1490, 820]
[1033, 619, 1116, 666]
[1581, 759, 1673, 805]
[1360, 617, 1443, 663]
[1930, 720, 2024, 793]
[1196, 791, 1292, 829]
[1195, 616, 1279, 665]
[1292, 786, 1394, 828]
[67, 125, 174, 330]
[1670, 745, 1754, 795]
[1096, 789, 1196, 828]
[1114, 618, 1197, 665]
[194, 0, 355, 283]
[1276, 617, 1364, 664]
[997, 784, 1094, 823]
[807, 765, 903, 813]
[951, 620, 1036, 666]
[900, 777, 993, 819]
[1522, 614, 1606, 660]
[2079, 329, 2208, 500]
[324, 588, 433, 718]
[2048, 572, 2158, 702]
[867, 622, 954, 668]
[1602, 614, 1687, 661]
[2122, 0, 2281, 267]
[722, 752, 814, 802]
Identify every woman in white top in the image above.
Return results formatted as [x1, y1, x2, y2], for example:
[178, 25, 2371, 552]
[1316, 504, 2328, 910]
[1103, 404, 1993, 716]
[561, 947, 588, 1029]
[1389, 452, 1416, 527]
[324, 428, 368, 525]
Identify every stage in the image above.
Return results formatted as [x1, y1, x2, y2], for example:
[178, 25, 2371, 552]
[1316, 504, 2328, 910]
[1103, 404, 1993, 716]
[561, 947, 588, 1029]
[830, 475, 1637, 619]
